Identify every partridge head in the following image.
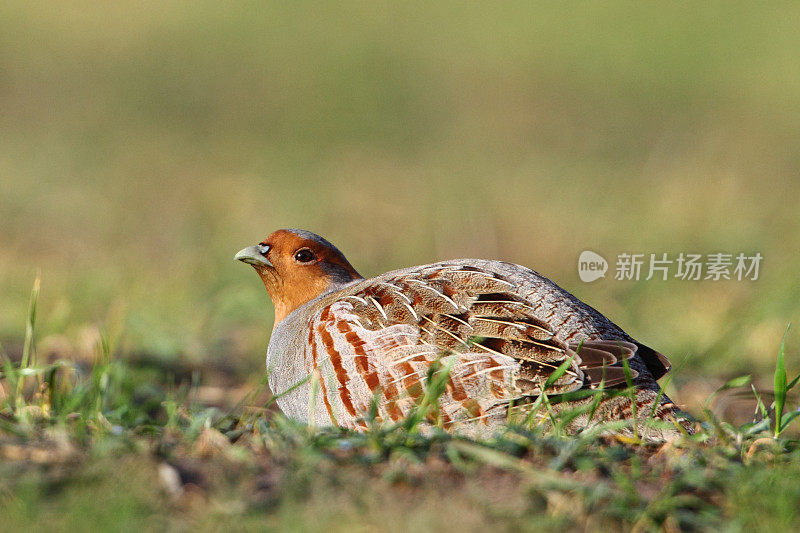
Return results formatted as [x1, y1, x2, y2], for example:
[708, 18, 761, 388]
[234, 229, 362, 325]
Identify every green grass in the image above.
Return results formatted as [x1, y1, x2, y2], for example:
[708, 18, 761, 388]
[2, 283, 800, 531]
[2, 2, 800, 530]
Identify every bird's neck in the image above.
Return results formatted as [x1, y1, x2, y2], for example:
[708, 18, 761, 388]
[259, 271, 362, 327]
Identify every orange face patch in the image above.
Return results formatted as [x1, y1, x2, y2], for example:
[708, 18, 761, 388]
[251, 229, 363, 325]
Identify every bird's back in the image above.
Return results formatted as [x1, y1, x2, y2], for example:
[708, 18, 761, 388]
[267, 259, 684, 439]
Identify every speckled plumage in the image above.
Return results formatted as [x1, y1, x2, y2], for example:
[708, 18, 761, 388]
[237, 229, 688, 440]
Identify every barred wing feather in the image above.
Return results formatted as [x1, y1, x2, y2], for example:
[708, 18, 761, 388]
[306, 264, 639, 429]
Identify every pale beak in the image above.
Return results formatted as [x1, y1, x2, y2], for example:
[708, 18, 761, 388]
[234, 245, 273, 267]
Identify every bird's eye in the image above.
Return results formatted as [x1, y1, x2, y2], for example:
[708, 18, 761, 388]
[294, 248, 316, 263]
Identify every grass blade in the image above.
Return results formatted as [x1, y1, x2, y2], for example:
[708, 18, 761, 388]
[773, 325, 790, 437]
[621, 356, 638, 440]
[15, 272, 41, 410]
[786, 373, 800, 393]
[543, 350, 578, 390]
[779, 409, 800, 432]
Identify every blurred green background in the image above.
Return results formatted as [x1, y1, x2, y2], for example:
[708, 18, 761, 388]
[1, 2, 798, 397]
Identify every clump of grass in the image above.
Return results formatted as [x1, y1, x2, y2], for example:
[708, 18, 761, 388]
[0, 276, 193, 443]
[773, 325, 800, 437]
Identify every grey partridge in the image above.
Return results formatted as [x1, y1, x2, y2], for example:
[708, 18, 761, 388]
[236, 229, 687, 439]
